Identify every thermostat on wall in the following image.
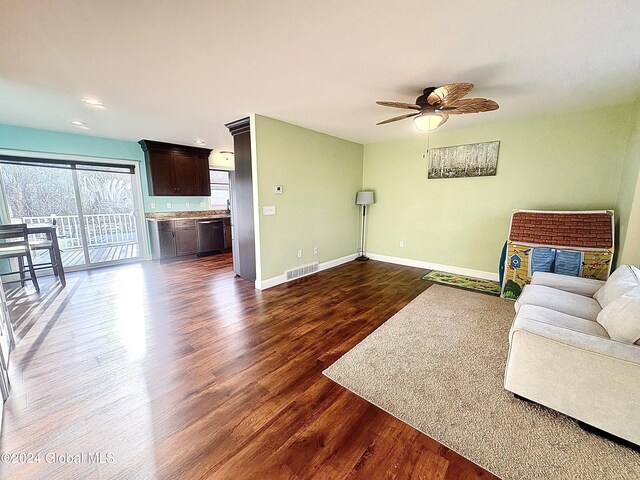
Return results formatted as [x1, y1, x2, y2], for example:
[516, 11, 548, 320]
[274, 185, 283, 194]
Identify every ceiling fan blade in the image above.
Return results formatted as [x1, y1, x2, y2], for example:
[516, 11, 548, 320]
[376, 112, 420, 125]
[376, 101, 422, 110]
[444, 98, 499, 114]
[427, 83, 475, 106]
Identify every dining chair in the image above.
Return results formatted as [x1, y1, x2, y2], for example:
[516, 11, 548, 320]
[0, 224, 40, 292]
[29, 219, 61, 278]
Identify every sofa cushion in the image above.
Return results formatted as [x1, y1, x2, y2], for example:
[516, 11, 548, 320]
[530, 272, 605, 297]
[593, 265, 640, 308]
[515, 284, 602, 321]
[596, 287, 640, 345]
[516, 304, 609, 338]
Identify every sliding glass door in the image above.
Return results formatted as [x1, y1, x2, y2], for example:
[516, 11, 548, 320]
[76, 165, 140, 264]
[0, 159, 143, 269]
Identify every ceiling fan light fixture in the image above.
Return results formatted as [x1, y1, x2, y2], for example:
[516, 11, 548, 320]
[413, 113, 444, 131]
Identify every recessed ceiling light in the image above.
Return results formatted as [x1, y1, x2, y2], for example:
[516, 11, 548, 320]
[194, 139, 206, 145]
[70, 120, 89, 129]
[81, 97, 105, 108]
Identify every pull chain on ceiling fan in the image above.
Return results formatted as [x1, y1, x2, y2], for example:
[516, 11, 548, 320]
[376, 83, 499, 131]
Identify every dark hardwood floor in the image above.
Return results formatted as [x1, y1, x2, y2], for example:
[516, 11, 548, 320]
[0, 254, 496, 479]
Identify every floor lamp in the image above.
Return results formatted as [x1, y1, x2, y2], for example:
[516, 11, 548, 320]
[356, 191, 375, 261]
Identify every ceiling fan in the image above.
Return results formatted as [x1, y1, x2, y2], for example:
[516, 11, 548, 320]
[376, 83, 499, 131]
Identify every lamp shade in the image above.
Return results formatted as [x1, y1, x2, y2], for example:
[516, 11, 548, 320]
[356, 191, 375, 205]
[413, 113, 444, 131]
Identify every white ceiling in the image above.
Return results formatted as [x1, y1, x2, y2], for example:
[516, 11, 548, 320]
[1, 0, 639, 149]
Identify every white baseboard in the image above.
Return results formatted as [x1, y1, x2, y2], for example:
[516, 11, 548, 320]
[367, 253, 500, 282]
[255, 253, 358, 290]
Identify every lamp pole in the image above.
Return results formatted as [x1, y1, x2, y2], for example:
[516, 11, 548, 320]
[355, 190, 374, 261]
[357, 203, 369, 261]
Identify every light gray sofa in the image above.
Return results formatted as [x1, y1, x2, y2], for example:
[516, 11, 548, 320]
[504, 265, 640, 446]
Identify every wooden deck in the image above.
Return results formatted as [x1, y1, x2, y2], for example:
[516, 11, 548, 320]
[33, 243, 138, 267]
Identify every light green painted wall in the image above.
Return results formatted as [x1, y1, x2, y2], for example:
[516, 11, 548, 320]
[363, 103, 634, 274]
[0, 124, 211, 213]
[254, 115, 364, 280]
[616, 96, 640, 266]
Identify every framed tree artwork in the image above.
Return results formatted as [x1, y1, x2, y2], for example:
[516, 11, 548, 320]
[428, 141, 500, 179]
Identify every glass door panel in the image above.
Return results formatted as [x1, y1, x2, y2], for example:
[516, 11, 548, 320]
[0, 163, 87, 267]
[76, 166, 140, 264]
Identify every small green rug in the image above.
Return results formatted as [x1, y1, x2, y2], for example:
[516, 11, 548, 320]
[421, 270, 501, 296]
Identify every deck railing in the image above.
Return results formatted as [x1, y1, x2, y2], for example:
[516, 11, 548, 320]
[17, 213, 138, 249]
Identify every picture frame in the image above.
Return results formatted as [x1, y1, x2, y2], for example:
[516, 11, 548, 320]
[428, 141, 500, 179]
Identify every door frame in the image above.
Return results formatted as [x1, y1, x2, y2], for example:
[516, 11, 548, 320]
[0, 148, 151, 266]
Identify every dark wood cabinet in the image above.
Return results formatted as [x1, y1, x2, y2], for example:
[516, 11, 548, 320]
[139, 140, 212, 196]
[158, 228, 177, 259]
[154, 220, 177, 259]
[223, 217, 232, 249]
[175, 220, 198, 256]
[148, 217, 230, 260]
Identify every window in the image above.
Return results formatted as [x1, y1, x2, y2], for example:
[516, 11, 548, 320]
[209, 169, 230, 208]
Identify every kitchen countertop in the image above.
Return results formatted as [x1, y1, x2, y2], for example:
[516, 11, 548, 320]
[145, 210, 230, 221]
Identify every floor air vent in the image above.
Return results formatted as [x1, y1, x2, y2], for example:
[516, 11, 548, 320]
[285, 262, 319, 281]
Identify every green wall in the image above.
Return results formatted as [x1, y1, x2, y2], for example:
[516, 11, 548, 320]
[616, 96, 640, 265]
[363, 103, 634, 274]
[0, 124, 211, 213]
[254, 115, 363, 281]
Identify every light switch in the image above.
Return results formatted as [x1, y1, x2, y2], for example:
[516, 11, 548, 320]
[166, 202, 172, 209]
[185, 202, 190, 208]
[263, 205, 276, 215]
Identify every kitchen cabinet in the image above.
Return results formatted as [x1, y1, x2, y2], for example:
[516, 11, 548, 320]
[223, 217, 232, 249]
[139, 140, 212, 196]
[155, 220, 178, 259]
[147, 216, 230, 260]
[175, 220, 198, 256]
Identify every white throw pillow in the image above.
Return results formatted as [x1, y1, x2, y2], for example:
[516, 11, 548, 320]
[593, 265, 640, 308]
[596, 286, 640, 345]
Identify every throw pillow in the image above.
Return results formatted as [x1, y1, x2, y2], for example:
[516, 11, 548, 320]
[593, 265, 640, 308]
[596, 286, 640, 345]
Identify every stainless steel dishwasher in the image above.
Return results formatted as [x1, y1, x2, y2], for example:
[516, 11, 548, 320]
[197, 219, 225, 253]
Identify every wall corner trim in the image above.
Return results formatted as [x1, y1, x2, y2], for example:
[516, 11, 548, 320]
[367, 253, 500, 282]
[255, 253, 358, 290]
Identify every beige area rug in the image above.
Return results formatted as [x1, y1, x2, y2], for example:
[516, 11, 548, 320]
[323, 285, 640, 480]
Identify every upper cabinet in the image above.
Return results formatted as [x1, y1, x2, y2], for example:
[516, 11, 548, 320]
[139, 140, 212, 196]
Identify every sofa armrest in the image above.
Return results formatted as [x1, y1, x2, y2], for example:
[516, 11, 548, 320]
[530, 272, 605, 297]
[505, 315, 640, 444]
[509, 316, 640, 364]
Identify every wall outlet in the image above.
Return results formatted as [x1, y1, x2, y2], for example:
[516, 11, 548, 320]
[313, 246, 318, 255]
[166, 202, 172, 209]
[274, 185, 283, 194]
[185, 202, 190, 208]
[263, 205, 276, 215]
[200, 201, 207, 208]
[399, 240, 404, 248]
[150, 202, 156, 209]
[297, 249, 302, 258]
